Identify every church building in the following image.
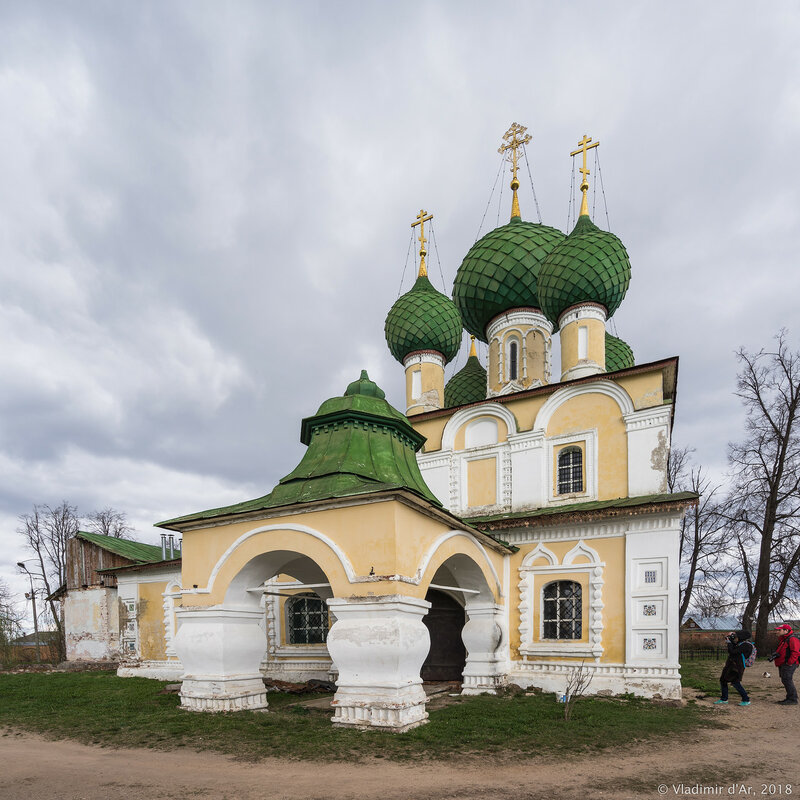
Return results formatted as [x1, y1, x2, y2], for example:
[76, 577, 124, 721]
[102, 125, 695, 731]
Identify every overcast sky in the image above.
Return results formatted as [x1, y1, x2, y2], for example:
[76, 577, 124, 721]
[2, 2, 798, 622]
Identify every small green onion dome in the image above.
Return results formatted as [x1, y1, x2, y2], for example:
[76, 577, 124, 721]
[452, 219, 566, 341]
[444, 353, 487, 407]
[537, 214, 631, 328]
[384, 274, 462, 364]
[605, 332, 635, 372]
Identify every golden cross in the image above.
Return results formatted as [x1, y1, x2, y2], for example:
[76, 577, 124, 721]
[411, 209, 433, 277]
[570, 134, 600, 190]
[498, 123, 532, 219]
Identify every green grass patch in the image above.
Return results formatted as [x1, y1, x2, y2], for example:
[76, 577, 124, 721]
[0, 672, 716, 762]
[680, 659, 723, 694]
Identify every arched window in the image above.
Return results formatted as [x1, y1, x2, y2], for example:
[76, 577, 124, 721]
[286, 593, 329, 645]
[557, 446, 583, 494]
[508, 340, 519, 381]
[542, 580, 582, 639]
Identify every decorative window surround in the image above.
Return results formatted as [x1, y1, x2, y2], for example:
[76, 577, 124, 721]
[518, 540, 604, 660]
[546, 430, 597, 504]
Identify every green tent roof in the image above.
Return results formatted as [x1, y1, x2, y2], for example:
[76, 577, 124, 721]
[159, 371, 442, 528]
[537, 214, 631, 327]
[385, 274, 462, 364]
[605, 332, 635, 372]
[452, 219, 565, 341]
[75, 531, 167, 563]
[444, 354, 487, 407]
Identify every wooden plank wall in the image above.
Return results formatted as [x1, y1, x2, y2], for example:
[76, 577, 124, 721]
[66, 538, 134, 590]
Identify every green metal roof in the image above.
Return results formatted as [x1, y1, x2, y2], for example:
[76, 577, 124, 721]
[75, 531, 167, 563]
[452, 219, 565, 341]
[385, 274, 462, 364]
[444, 354, 487, 407]
[464, 491, 699, 525]
[538, 214, 631, 327]
[605, 332, 635, 372]
[158, 371, 442, 528]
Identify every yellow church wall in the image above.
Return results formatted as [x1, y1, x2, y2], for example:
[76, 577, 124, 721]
[137, 580, 169, 661]
[405, 359, 444, 415]
[488, 339, 500, 393]
[466, 457, 497, 507]
[507, 536, 626, 664]
[526, 329, 547, 384]
[177, 498, 506, 607]
[413, 416, 447, 452]
[546, 392, 628, 500]
[616, 372, 664, 410]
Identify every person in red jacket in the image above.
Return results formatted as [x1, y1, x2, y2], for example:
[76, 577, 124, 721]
[770, 623, 799, 705]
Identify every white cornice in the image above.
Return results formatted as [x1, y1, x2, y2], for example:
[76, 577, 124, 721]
[623, 405, 672, 432]
[487, 309, 553, 340]
[403, 351, 445, 368]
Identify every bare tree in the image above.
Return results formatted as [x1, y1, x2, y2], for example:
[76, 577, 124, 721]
[17, 501, 79, 662]
[0, 578, 25, 667]
[724, 331, 800, 649]
[563, 661, 593, 721]
[85, 507, 134, 539]
[667, 446, 729, 621]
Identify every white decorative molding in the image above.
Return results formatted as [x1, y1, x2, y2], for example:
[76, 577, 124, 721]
[623, 405, 672, 432]
[556, 303, 607, 328]
[518, 539, 604, 660]
[533, 380, 635, 433]
[486, 309, 552, 340]
[546, 429, 598, 504]
[441, 403, 519, 451]
[403, 351, 445, 369]
[162, 580, 181, 658]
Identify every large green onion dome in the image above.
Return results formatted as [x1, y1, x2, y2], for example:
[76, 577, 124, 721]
[385, 274, 462, 364]
[605, 332, 635, 372]
[452, 219, 566, 341]
[444, 348, 487, 407]
[537, 214, 631, 328]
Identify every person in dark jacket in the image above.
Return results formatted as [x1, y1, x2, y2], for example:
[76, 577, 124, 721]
[715, 629, 753, 706]
[770, 623, 799, 705]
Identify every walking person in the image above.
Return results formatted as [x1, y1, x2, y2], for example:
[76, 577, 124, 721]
[715, 629, 753, 706]
[770, 623, 799, 705]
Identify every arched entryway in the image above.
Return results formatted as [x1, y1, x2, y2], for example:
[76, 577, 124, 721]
[421, 589, 466, 681]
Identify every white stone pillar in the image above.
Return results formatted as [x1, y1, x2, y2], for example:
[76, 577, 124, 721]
[460, 601, 507, 695]
[174, 607, 268, 712]
[326, 595, 430, 732]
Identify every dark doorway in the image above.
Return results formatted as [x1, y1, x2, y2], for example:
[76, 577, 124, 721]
[421, 589, 467, 681]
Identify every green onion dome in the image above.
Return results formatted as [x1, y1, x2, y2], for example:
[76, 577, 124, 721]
[605, 332, 635, 372]
[385, 274, 462, 364]
[452, 219, 566, 341]
[537, 214, 631, 328]
[444, 353, 487, 407]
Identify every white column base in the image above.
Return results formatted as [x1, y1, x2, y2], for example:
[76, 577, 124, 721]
[174, 607, 268, 713]
[461, 602, 508, 695]
[327, 595, 431, 732]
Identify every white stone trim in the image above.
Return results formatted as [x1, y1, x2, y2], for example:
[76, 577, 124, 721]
[163, 580, 181, 659]
[533, 380, 634, 432]
[441, 403, 519, 451]
[402, 351, 445, 369]
[117, 660, 184, 681]
[518, 539, 604, 660]
[556, 302, 607, 328]
[486, 309, 552, 341]
[623, 405, 672, 432]
[545, 429, 598, 505]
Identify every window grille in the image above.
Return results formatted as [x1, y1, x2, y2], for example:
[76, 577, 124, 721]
[286, 593, 329, 645]
[542, 580, 582, 640]
[557, 446, 583, 494]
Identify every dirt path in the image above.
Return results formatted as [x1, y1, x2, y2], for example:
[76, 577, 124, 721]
[1, 672, 798, 800]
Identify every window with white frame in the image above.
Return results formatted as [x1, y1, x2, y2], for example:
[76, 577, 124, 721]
[542, 580, 582, 639]
[557, 446, 583, 494]
[286, 593, 329, 645]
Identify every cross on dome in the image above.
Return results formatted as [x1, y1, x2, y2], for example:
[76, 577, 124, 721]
[498, 122, 532, 220]
[570, 134, 600, 217]
[411, 209, 433, 277]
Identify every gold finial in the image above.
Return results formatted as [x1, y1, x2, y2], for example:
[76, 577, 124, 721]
[498, 122, 532, 221]
[411, 209, 433, 277]
[570, 134, 600, 217]
[469, 335, 477, 358]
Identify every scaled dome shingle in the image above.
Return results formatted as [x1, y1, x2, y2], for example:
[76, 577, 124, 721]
[444, 354, 487, 407]
[537, 215, 631, 327]
[452, 219, 565, 341]
[384, 274, 462, 364]
[605, 332, 635, 372]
